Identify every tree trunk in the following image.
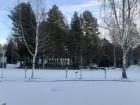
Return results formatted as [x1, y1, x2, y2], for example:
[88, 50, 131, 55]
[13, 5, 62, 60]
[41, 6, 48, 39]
[113, 44, 116, 67]
[43, 58, 45, 69]
[122, 51, 127, 78]
[31, 55, 36, 79]
[131, 49, 134, 65]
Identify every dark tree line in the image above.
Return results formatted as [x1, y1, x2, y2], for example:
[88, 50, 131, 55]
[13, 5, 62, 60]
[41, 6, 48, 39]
[7, 2, 140, 69]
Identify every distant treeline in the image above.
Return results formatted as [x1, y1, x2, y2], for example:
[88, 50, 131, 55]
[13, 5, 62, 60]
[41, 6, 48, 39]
[5, 2, 140, 69]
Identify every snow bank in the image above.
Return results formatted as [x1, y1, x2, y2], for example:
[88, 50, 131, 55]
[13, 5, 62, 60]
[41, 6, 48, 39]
[0, 65, 140, 105]
[6, 64, 20, 69]
[127, 65, 140, 71]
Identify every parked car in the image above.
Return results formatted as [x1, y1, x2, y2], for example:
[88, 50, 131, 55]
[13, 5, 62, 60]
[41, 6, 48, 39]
[89, 64, 99, 70]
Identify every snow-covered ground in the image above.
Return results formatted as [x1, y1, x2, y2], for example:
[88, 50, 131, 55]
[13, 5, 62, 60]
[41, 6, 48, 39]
[0, 65, 140, 105]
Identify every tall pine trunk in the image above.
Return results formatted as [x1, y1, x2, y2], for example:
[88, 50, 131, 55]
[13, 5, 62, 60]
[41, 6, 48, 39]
[31, 55, 36, 79]
[122, 50, 127, 78]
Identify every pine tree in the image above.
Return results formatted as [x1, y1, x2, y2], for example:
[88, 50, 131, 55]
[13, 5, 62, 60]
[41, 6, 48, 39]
[9, 2, 36, 66]
[46, 5, 69, 58]
[9, 1, 45, 78]
[69, 11, 82, 67]
[80, 10, 100, 66]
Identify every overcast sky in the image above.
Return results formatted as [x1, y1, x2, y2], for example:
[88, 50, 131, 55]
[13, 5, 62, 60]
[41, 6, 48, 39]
[0, 0, 102, 44]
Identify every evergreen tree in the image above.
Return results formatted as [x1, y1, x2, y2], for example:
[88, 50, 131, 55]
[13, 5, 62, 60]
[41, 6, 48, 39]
[99, 38, 113, 67]
[68, 11, 82, 67]
[9, 2, 36, 66]
[80, 10, 100, 66]
[6, 37, 18, 64]
[9, 1, 47, 78]
[46, 5, 69, 58]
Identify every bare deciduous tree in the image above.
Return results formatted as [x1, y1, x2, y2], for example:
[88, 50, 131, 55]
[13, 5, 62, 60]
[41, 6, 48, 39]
[101, 15, 118, 68]
[19, 0, 45, 79]
[101, 0, 139, 78]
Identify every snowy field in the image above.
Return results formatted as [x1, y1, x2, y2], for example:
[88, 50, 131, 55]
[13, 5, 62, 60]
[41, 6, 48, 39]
[0, 64, 140, 105]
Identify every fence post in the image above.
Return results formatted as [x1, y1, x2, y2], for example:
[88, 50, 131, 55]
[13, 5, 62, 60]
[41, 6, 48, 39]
[66, 67, 68, 79]
[104, 68, 107, 80]
[25, 66, 27, 78]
